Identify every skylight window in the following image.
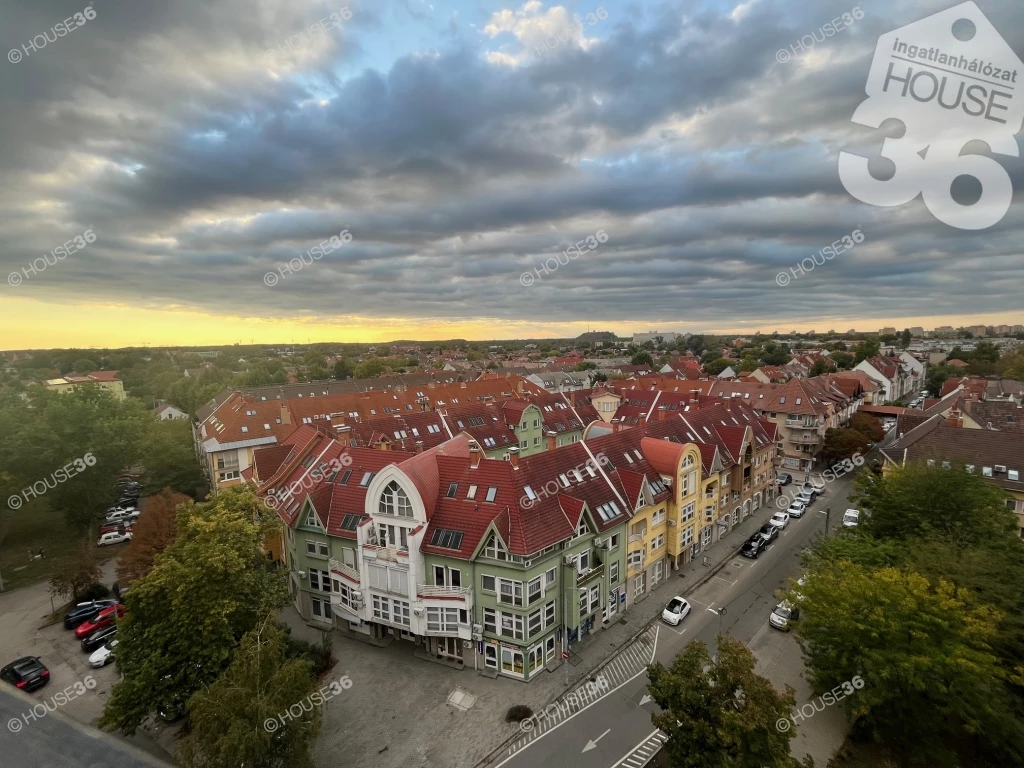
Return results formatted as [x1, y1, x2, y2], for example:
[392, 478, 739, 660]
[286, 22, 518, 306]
[467, 484, 477, 500]
[524, 485, 537, 500]
[485, 487, 498, 503]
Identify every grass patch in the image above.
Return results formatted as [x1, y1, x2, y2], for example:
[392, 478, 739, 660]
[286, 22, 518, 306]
[0, 500, 87, 593]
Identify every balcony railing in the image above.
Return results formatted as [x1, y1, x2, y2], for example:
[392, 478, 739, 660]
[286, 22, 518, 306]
[576, 562, 605, 586]
[363, 544, 408, 562]
[329, 559, 359, 583]
[704, 491, 716, 499]
[628, 533, 644, 543]
[417, 584, 472, 600]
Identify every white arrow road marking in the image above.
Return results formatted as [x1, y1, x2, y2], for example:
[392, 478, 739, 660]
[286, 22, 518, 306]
[582, 728, 611, 753]
[639, 694, 653, 706]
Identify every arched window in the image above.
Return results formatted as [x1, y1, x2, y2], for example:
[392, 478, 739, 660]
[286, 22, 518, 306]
[379, 480, 413, 517]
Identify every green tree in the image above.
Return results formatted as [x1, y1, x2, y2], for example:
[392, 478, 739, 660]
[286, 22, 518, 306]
[177, 619, 322, 768]
[704, 358, 732, 376]
[572, 361, 597, 371]
[353, 358, 387, 379]
[140, 419, 204, 497]
[101, 488, 287, 734]
[759, 346, 790, 366]
[49, 542, 102, 602]
[808, 359, 829, 377]
[73, 358, 98, 374]
[849, 412, 884, 443]
[972, 341, 1000, 364]
[830, 351, 854, 369]
[647, 635, 800, 768]
[631, 351, 654, 367]
[332, 358, 354, 380]
[925, 365, 957, 397]
[792, 562, 1020, 766]
[853, 339, 880, 364]
[900, 328, 912, 348]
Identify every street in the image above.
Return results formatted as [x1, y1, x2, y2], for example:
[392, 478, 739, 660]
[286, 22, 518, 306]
[487, 475, 853, 768]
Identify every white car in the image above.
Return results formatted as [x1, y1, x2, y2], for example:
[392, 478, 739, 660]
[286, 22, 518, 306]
[769, 601, 800, 631]
[795, 490, 815, 506]
[662, 597, 691, 626]
[769, 511, 789, 529]
[97, 530, 132, 547]
[89, 638, 118, 668]
[105, 509, 139, 523]
[843, 509, 860, 527]
[786, 501, 806, 518]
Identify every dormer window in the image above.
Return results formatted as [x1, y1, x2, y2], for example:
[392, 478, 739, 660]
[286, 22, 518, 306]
[305, 510, 321, 528]
[379, 480, 413, 517]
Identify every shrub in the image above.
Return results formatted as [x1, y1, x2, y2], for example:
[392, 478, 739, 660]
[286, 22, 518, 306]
[505, 704, 533, 723]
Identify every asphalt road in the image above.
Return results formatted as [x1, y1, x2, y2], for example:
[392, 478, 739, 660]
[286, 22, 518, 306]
[489, 473, 855, 768]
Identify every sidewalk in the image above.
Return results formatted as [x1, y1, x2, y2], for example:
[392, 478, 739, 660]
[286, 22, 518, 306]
[287, 502, 782, 768]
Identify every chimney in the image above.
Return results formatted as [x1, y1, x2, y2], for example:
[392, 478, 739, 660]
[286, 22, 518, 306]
[470, 445, 481, 468]
[569, 390, 576, 407]
[415, 440, 424, 454]
[946, 408, 962, 428]
[658, 405, 669, 422]
[690, 389, 700, 405]
[281, 405, 291, 425]
[516, 379, 524, 395]
[508, 446, 519, 468]
[546, 430, 557, 451]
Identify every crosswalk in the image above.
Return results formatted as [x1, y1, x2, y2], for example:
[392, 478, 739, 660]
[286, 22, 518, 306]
[614, 729, 669, 768]
[503, 624, 659, 758]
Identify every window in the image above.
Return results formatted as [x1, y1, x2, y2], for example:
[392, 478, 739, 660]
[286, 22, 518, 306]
[681, 502, 695, 523]
[340, 514, 360, 531]
[380, 481, 414, 517]
[427, 607, 461, 633]
[680, 525, 694, 548]
[429, 528, 464, 550]
[446, 482, 459, 498]
[309, 570, 320, 590]
[434, 565, 446, 586]
[544, 567, 557, 588]
[311, 597, 332, 619]
[499, 611, 524, 640]
[367, 564, 390, 590]
[572, 517, 590, 540]
[528, 609, 542, 637]
[483, 608, 497, 634]
[609, 561, 619, 584]
[481, 574, 496, 592]
[1007, 499, 1018, 511]
[485, 487, 498, 503]
[498, 578, 524, 606]
[652, 508, 666, 526]
[628, 550, 643, 569]
[341, 547, 356, 568]
[609, 533, 620, 550]
[389, 569, 409, 595]
[528, 576, 543, 604]
[306, 540, 317, 555]
[651, 534, 665, 550]
[544, 600, 556, 627]
[359, 472, 374, 487]
[534, 437, 540, 446]
[305, 510, 321, 528]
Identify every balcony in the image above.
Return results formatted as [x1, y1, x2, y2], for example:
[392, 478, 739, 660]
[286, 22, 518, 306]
[576, 562, 605, 586]
[704, 490, 716, 499]
[329, 558, 359, 583]
[417, 584, 472, 601]
[363, 544, 409, 563]
[628, 533, 644, 543]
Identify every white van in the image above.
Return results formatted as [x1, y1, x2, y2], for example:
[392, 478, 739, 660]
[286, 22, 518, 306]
[842, 509, 860, 527]
[97, 530, 132, 547]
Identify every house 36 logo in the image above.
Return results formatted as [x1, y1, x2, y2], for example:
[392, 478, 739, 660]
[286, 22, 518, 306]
[839, 2, 1023, 230]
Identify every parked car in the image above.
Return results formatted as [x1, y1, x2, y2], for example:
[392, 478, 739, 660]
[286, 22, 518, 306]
[741, 536, 768, 559]
[99, 520, 133, 536]
[795, 490, 815, 506]
[89, 638, 119, 668]
[757, 523, 779, 544]
[843, 509, 861, 527]
[769, 511, 789, 529]
[74, 604, 124, 639]
[63, 599, 119, 630]
[769, 601, 800, 631]
[97, 530, 132, 547]
[81, 624, 118, 653]
[662, 596, 691, 626]
[786, 500, 806, 519]
[104, 509, 139, 523]
[806, 478, 826, 496]
[106, 503, 138, 515]
[1, 656, 50, 692]
[776, 473, 792, 486]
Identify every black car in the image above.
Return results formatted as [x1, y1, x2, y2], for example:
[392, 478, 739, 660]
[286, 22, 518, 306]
[776, 473, 792, 486]
[81, 624, 118, 653]
[64, 599, 120, 630]
[1, 656, 50, 692]
[757, 523, 779, 544]
[741, 536, 767, 559]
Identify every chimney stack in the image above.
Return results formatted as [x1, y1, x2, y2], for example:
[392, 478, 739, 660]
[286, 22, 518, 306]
[281, 405, 291, 425]
[470, 445, 481, 468]
[415, 440, 424, 454]
[569, 390, 576, 407]
[658, 405, 669, 421]
[546, 430, 557, 451]
[508, 446, 519, 468]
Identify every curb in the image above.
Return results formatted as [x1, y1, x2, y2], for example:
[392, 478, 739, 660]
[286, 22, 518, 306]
[475, 508, 770, 768]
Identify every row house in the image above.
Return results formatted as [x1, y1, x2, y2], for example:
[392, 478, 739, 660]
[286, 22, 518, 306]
[249, 402, 777, 683]
[854, 355, 919, 402]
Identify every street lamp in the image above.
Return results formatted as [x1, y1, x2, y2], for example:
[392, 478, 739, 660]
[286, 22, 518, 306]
[821, 506, 831, 535]
[563, 585, 591, 685]
[706, 606, 727, 636]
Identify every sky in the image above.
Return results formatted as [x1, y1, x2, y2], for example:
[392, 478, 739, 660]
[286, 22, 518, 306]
[1, 0, 1023, 348]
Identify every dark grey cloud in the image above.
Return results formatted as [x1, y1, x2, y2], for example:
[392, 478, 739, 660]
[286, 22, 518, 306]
[1, 0, 1023, 335]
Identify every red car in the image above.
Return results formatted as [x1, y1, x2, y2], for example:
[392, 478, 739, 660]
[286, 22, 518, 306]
[99, 520, 133, 536]
[74, 604, 125, 639]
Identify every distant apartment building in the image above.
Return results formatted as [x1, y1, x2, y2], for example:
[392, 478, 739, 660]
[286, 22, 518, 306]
[44, 371, 126, 401]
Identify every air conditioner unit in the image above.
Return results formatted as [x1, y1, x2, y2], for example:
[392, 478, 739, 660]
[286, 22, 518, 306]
[564, 554, 577, 566]
[471, 632, 482, 641]
[523, 559, 533, 568]
[667, 520, 676, 526]
[463, 640, 473, 649]
[352, 590, 362, 601]
[592, 536, 603, 548]
[298, 570, 307, 579]
[413, 606, 424, 615]
[472, 623, 483, 634]
[995, 464, 1007, 473]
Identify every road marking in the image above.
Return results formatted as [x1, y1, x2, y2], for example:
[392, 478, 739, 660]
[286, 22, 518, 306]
[582, 727, 611, 753]
[611, 729, 669, 768]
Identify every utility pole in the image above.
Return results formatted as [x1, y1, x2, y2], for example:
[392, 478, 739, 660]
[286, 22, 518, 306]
[824, 506, 831, 535]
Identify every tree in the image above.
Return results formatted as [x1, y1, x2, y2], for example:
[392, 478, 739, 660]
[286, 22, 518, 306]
[353, 358, 387, 379]
[647, 635, 800, 768]
[704, 358, 732, 376]
[686, 335, 707, 357]
[808, 359, 829, 377]
[572, 361, 597, 371]
[830, 351, 854, 369]
[49, 542, 102, 602]
[853, 339, 880, 364]
[140, 419, 205, 497]
[631, 351, 654, 367]
[792, 562, 1022, 766]
[925, 365, 957, 397]
[101, 488, 287, 734]
[177, 619, 322, 768]
[116, 489, 189, 584]
[73, 358, 99, 374]
[332, 358, 354, 380]
[849, 412, 884, 443]
[972, 341, 1000, 364]
[900, 328, 912, 348]
[759, 346, 790, 366]
[820, 427, 869, 466]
